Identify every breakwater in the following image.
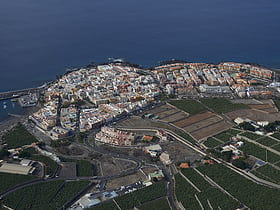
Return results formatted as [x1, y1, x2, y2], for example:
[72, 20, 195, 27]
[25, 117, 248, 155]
[0, 87, 44, 101]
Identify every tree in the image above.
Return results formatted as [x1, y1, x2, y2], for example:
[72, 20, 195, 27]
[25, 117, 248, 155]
[18, 150, 31, 158]
[37, 141, 46, 148]
[232, 158, 249, 170]
[61, 101, 71, 108]
[263, 123, 276, 132]
[0, 149, 10, 159]
[221, 151, 233, 162]
[239, 122, 255, 131]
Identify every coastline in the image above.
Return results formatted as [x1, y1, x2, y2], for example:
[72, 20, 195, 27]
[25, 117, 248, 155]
[0, 106, 40, 143]
[0, 60, 279, 93]
[0, 59, 278, 126]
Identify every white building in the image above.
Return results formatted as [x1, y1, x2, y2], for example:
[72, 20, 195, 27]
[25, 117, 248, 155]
[199, 84, 231, 94]
[160, 152, 171, 165]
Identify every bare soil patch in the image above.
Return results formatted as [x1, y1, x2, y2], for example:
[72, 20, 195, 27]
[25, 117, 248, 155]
[173, 111, 214, 128]
[226, 109, 280, 122]
[191, 120, 232, 140]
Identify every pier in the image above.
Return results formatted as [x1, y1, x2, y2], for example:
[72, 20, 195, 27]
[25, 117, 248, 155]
[0, 87, 44, 101]
[8, 113, 23, 118]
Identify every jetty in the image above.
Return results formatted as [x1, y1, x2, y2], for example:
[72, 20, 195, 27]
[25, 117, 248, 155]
[7, 113, 22, 118]
[0, 87, 44, 101]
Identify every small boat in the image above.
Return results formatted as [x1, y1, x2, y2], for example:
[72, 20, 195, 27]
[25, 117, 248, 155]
[3, 105, 7, 109]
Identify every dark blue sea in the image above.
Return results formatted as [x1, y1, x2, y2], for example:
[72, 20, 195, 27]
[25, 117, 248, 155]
[0, 0, 279, 93]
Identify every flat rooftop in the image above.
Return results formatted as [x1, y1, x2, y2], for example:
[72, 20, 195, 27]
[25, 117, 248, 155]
[0, 162, 34, 175]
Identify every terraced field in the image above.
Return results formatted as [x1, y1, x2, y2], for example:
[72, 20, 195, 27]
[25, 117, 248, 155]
[160, 112, 188, 123]
[2, 124, 38, 149]
[0, 173, 36, 194]
[252, 164, 280, 184]
[240, 141, 280, 164]
[175, 168, 240, 210]
[173, 111, 214, 128]
[169, 100, 207, 115]
[200, 98, 249, 114]
[203, 137, 223, 148]
[248, 104, 278, 113]
[184, 116, 222, 133]
[197, 164, 280, 209]
[239, 132, 262, 140]
[272, 144, 280, 152]
[191, 120, 232, 140]
[2, 180, 89, 210]
[256, 137, 279, 147]
[156, 109, 181, 118]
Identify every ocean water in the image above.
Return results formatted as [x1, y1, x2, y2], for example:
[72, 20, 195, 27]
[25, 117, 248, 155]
[0, 0, 280, 92]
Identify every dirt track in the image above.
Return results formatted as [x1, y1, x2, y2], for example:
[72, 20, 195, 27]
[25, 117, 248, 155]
[226, 109, 280, 122]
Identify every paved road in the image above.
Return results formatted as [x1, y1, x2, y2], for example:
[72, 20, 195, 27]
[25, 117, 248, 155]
[238, 133, 280, 156]
[162, 167, 178, 210]
[116, 126, 280, 190]
[3, 121, 280, 209]
[0, 134, 142, 202]
[193, 167, 245, 208]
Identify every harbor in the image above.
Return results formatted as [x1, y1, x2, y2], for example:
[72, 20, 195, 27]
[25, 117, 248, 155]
[0, 87, 44, 101]
[0, 99, 24, 122]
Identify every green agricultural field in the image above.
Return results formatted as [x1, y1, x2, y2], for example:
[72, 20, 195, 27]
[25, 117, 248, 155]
[77, 132, 87, 144]
[272, 143, 280, 152]
[169, 100, 207, 115]
[180, 168, 240, 209]
[275, 161, 280, 167]
[30, 155, 58, 177]
[2, 180, 89, 210]
[198, 187, 240, 210]
[197, 164, 280, 209]
[273, 99, 280, 110]
[2, 123, 38, 149]
[175, 130, 197, 144]
[90, 201, 118, 210]
[181, 168, 211, 191]
[271, 132, 280, 140]
[200, 98, 249, 114]
[251, 170, 269, 181]
[18, 147, 38, 158]
[0, 172, 35, 193]
[256, 137, 279, 147]
[213, 132, 233, 142]
[240, 141, 280, 163]
[253, 164, 280, 184]
[138, 198, 170, 210]
[226, 129, 243, 136]
[210, 129, 242, 144]
[204, 137, 222, 148]
[174, 173, 200, 210]
[115, 181, 166, 209]
[24, 147, 38, 154]
[267, 151, 280, 164]
[60, 157, 93, 177]
[240, 132, 262, 140]
[75, 160, 92, 176]
[50, 181, 90, 208]
[2, 180, 64, 210]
